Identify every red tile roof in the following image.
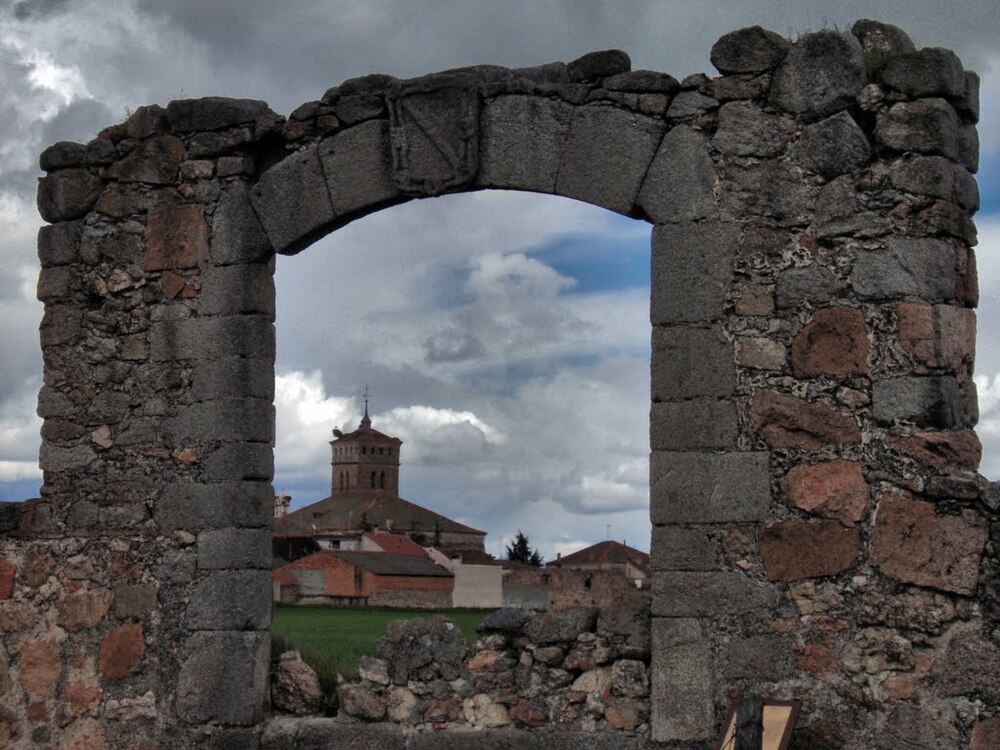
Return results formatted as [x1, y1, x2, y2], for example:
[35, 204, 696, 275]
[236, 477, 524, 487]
[367, 532, 427, 557]
[545, 540, 650, 570]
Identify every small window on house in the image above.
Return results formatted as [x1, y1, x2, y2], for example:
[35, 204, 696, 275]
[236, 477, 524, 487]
[362, 446, 367, 455]
[584, 574, 592, 590]
[380, 471, 386, 489]
[371, 471, 376, 488]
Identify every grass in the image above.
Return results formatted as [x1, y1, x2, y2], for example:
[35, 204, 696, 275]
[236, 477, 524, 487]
[271, 605, 495, 713]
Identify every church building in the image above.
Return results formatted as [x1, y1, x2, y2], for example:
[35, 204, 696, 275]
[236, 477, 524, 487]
[276, 404, 487, 551]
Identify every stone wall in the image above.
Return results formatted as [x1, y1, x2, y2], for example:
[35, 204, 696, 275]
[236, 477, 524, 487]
[335, 606, 651, 734]
[2, 16, 994, 750]
[502, 567, 649, 610]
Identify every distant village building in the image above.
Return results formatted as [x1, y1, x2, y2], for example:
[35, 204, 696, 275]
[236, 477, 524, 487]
[545, 540, 650, 586]
[275, 405, 487, 551]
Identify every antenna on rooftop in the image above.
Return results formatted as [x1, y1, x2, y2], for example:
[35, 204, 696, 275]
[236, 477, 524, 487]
[606, 523, 612, 540]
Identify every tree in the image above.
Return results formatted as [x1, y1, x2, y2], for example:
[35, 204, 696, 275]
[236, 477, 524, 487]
[506, 530, 542, 566]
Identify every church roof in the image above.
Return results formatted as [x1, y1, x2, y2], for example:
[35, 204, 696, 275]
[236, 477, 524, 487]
[281, 549, 452, 577]
[545, 540, 650, 570]
[331, 403, 402, 444]
[276, 491, 486, 537]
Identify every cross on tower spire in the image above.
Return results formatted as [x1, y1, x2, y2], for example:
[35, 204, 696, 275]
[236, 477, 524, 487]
[360, 384, 372, 428]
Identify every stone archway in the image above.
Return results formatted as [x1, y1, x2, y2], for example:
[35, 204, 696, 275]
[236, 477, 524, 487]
[3, 19, 992, 750]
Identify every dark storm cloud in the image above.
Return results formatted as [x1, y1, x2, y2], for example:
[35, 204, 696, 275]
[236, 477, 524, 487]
[12, 0, 69, 21]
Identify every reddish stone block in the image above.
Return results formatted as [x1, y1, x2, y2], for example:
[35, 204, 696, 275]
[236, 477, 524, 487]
[888, 429, 982, 469]
[750, 390, 861, 449]
[20, 638, 61, 697]
[145, 204, 208, 271]
[971, 718, 1000, 750]
[735, 283, 775, 316]
[509, 698, 548, 728]
[109, 134, 185, 185]
[26, 701, 49, 722]
[760, 519, 860, 581]
[57, 588, 111, 630]
[100, 623, 145, 679]
[870, 493, 988, 595]
[791, 305, 870, 378]
[160, 271, 187, 299]
[20, 550, 54, 588]
[897, 302, 975, 379]
[782, 459, 869, 525]
[66, 680, 103, 717]
[0, 558, 14, 599]
[796, 637, 840, 676]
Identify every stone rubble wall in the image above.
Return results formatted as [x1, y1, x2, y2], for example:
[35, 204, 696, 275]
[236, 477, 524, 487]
[334, 606, 652, 734]
[0, 16, 993, 750]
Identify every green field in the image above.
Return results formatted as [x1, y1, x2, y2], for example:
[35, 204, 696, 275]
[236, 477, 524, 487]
[271, 605, 494, 710]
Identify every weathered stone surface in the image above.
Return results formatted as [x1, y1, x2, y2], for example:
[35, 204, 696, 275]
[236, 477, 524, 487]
[20, 638, 60, 697]
[723, 160, 815, 222]
[851, 19, 915, 74]
[567, 49, 630, 81]
[665, 90, 719, 118]
[192, 358, 275, 401]
[166, 97, 270, 132]
[375, 617, 468, 684]
[760, 520, 861, 581]
[775, 264, 840, 310]
[463, 693, 510, 728]
[651, 325, 734, 398]
[769, 31, 866, 118]
[200, 262, 274, 317]
[639, 125, 717, 222]
[177, 631, 269, 725]
[958, 121, 979, 173]
[871, 494, 987, 595]
[37, 169, 103, 222]
[888, 429, 982, 469]
[931, 625, 1000, 702]
[713, 102, 791, 157]
[650, 221, 737, 324]
[37, 221, 82, 267]
[603, 69, 679, 93]
[211, 182, 274, 265]
[783, 460, 869, 525]
[272, 651, 322, 715]
[650, 618, 711, 742]
[735, 337, 785, 370]
[653, 571, 778, 617]
[556, 107, 662, 215]
[320, 119, 399, 217]
[478, 95, 572, 193]
[57, 588, 111, 630]
[155, 481, 273, 531]
[388, 76, 479, 195]
[145, 204, 207, 271]
[872, 376, 973, 428]
[0, 558, 13, 599]
[197, 528, 271, 569]
[851, 238, 956, 301]
[100, 623, 144, 679]
[876, 98, 959, 158]
[523, 607, 597, 645]
[187, 571, 271, 629]
[711, 26, 790, 74]
[650, 451, 770, 523]
[650, 526, 718, 571]
[112, 583, 158, 619]
[477, 607, 530, 634]
[724, 635, 794, 682]
[650, 400, 737, 449]
[897, 302, 975, 376]
[971, 718, 1000, 750]
[791, 305, 870, 378]
[109, 134, 186, 184]
[750, 390, 861, 449]
[858, 591, 956, 633]
[252, 145, 335, 254]
[875, 703, 959, 750]
[880, 47, 966, 99]
[791, 111, 871, 178]
[39, 140, 86, 171]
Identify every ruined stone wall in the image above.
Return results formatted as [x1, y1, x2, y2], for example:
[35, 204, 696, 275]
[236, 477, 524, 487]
[334, 606, 651, 734]
[1, 17, 995, 750]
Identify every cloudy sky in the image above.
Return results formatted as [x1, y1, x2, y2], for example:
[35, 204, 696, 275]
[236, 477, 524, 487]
[1, 0, 998, 560]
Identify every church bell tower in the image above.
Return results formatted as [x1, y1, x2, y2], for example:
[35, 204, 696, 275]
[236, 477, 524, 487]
[329, 395, 403, 496]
